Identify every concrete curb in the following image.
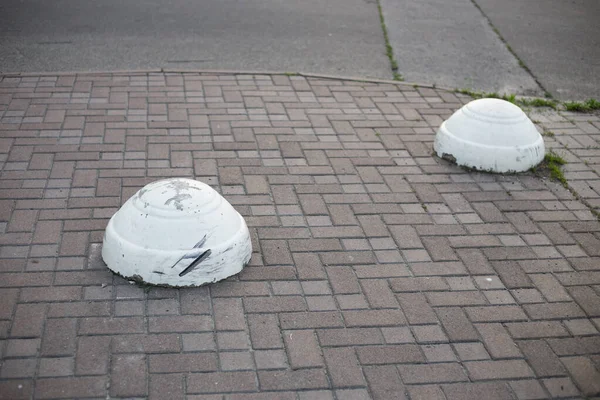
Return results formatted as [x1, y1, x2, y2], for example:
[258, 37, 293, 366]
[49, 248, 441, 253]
[0, 68, 456, 93]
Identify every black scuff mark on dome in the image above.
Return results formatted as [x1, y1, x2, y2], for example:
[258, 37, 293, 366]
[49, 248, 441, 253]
[170, 235, 210, 270]
[179, 249, 212, 277]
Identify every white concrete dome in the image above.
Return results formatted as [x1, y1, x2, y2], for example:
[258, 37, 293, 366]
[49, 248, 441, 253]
[102, 178, 252, 287]
[434, 98, 544, 172]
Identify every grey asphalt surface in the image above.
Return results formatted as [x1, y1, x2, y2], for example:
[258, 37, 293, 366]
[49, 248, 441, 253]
[0, 0, 598, 100]
[381, 0, 542, 96]
[475, 0, 600, 101]
[0, 0, 391, 79]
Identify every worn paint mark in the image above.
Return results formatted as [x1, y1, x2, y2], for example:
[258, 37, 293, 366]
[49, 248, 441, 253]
[193, 235, 208, 249]
[162, 179, 201, 210]
[138, 187, 149, 198]
[179, 249, 212, 277]
[165, 193, 192, 210]
[170, 235, 211, 269]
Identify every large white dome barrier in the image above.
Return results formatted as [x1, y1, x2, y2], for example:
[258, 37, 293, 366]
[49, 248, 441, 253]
[102, 178, 252, 287]
[433, 98, 545, 173]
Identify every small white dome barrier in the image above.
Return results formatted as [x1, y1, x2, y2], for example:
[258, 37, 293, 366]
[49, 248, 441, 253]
[102, 178, 252, 287]
[433, 98, 544, 173]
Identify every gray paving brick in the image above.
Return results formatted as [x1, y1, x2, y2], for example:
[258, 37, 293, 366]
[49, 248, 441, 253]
[518, 340, 567, 377]
[1, 72, 599, 399]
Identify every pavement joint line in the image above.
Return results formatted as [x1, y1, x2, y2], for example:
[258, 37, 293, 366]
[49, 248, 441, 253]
[467, 0, 550, 98]
[376, 0, 403, 81]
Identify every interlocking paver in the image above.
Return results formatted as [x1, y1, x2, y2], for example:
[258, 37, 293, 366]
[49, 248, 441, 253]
[1, 72, 600, 398]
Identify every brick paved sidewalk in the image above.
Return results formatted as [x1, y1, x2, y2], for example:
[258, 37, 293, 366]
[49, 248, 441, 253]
[1, 72, 599, 400]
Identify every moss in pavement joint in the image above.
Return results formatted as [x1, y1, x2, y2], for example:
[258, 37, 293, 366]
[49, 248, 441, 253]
[377, 0, 403, 81]
[531, 150, 567, 187]
[564, 99, 600, 113]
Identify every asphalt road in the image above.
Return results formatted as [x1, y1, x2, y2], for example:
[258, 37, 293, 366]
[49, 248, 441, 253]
[0, 0, 391, 79]
[0, 0, 598, 100]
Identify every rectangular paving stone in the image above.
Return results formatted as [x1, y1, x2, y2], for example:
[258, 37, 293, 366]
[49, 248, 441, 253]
[0, 288, 19, 319]
[292, 253, 327, 280]
[464, 360, 534, 380]
[283, 329, 323, 368]
[388, 225, 423, 249]
[79, 317, 144, 335]
[397, 363, 468, 384]
[110, 354, 147, 398]
[426, 291, 487, 307]
[149, 373, 184, 400]
[10, 304, 47, 337]
[361, 279, 399, 308]
[542, 377, 582, 398]
[317, 327, 383, 347]
[547, 336, 600, 356]
[409, 261, 468, 277]
[343, 309, 406, 327]
[506, 321, 570, 339]
[568, 286, 600, 317]
[258, 369, 329, 391]
[188, 371, 258, 393]
[491, 261, 534, 288]
[436, 307, 479, 341]
[475, 323, 522, 359]
[397, 292, 438, 324]
[320, 251, 376, 265]
[212, 298, 246, 331]
[35, 377, 106, 399]
[41, 318, 76, 356]
[561, 356, 600, 396]
[456, 248, 495, 275]
[323, 347, 366, 388]
[442, 382, 514, 400]
[523, 302, 586, 320]
[390, 277, 449, 292]
[518, 340, 566, 377]
[465, 305, 528, 322]
[327, 266, 361, 294]
[529, 273, 572, 302]
[280, 311, 344, 329]
[149, 353, 218, 373]
[422, 237, 459, 261]
[356, 344, 424, 364]
[0, 358, 36, 379]
[112, 334, 180, 354]
[261, 240, 293, 265]
[148, 316, 213, 333]
[75, 336, 111, 375]
[289, 239, 343, 252]
[244, 296, 306, 313]
[363, 365, 407, 400]
[248, 314, 283, 349]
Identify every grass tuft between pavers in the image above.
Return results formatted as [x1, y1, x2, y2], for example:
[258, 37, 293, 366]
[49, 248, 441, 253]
[530, 150, 568, 187]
